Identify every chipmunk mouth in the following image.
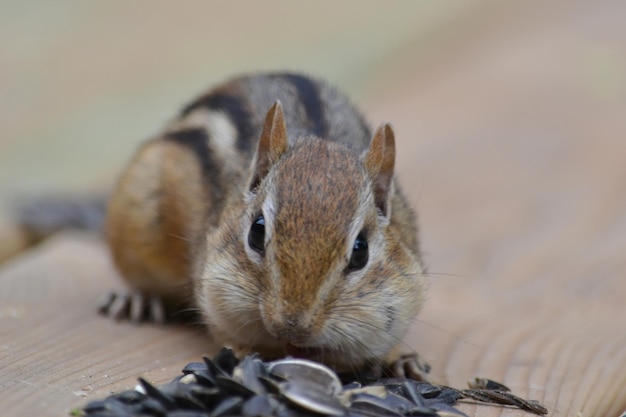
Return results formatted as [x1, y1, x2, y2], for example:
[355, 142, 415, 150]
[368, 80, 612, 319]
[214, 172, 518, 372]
[284, 342, 324, 359]
[283, 343, 364, 372]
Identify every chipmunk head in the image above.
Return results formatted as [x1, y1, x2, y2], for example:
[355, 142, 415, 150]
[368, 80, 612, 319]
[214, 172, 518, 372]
[198, 101, 425, 369]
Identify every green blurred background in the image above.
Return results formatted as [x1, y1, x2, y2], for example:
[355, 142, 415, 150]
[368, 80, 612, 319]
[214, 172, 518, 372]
[1, 1, 480, 196]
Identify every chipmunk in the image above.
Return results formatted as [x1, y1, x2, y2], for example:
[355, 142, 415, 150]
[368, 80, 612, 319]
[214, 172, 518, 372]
[103, 72, 429, 378]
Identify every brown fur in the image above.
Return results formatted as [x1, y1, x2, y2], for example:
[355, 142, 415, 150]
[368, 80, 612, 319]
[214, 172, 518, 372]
[105, 72, 428, 371]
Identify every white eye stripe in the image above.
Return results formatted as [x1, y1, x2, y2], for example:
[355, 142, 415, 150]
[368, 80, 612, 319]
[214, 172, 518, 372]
[346, 183, 374, 257]
[243, 188, 278, 268]
[261, 191, 283, 290]
[261, 193, 276, 242]
[339, 184, 374, 285]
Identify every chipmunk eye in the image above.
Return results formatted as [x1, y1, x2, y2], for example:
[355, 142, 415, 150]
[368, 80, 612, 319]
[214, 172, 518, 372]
[248, 214, 265, 254]
[347, 232, 368, 271]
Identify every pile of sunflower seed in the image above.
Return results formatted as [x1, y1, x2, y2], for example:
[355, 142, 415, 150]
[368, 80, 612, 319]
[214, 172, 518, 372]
[79, 348, 547, 417]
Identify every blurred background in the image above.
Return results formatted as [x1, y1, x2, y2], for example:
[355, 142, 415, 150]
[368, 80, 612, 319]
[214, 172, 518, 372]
[1, 1, 482, 195]
[2, 1, 620, 195]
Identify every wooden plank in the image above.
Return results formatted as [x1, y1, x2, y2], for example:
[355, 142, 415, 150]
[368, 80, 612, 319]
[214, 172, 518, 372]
[1, 227, 624, 416]
[0, 234, 218, 416]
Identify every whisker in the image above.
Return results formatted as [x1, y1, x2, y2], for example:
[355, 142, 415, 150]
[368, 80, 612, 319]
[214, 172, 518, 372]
[422, 271, 467, 278]
[406, 315, 476, 345]
[166, 232, 193, 243]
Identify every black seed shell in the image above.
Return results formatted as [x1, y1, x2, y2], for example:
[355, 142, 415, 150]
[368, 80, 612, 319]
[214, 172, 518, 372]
[80, 348, 546, 417]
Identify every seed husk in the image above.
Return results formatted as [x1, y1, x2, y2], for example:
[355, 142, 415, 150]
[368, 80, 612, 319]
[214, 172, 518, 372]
[215, 375, 256, 398]
[241, 394, 278, 417]
[166, 411, 210, 417]
[180, 374, 197, 385]
[279, 381, 346, 416]
[211, 396, 243, 417]
[80, 348, 547, 417]
[468, 377, 511, 392]
[138, 378, 176, 409]
[212, 348, 239, 375]
[233, 354, 268, 395]
[268, 358, 342, 396]
[460, 388, 548, 415]
[182, 362, 207, 375]
[350, 393, 404, 417]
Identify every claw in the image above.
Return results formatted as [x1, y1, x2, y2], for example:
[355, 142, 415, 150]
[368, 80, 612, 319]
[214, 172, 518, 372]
[129, 292, 145, 323]
[387, 352, 431, 381]
[96, 291, 116, 314]
[98, 290, 168, 324]
[149, 295, 166, 324]
[109, 292, 130, 320]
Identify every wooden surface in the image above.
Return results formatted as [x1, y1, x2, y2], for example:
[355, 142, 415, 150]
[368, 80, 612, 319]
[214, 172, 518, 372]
[1, 1, 625, 416]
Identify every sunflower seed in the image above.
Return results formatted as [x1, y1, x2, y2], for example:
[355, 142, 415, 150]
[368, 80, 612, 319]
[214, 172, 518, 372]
[461, 388, 548, 415]
[233, 354, 268, 395]
[342, 382, 361, 390]
[142, 397, 170, 414]
[268, 358, 342, 396]
[185, 386, 221, 409]
[468, 377, 510, 391]
[258, 376, 282, 395]
[370, 392, 421, 414]
[166, 411, 209, 417]
[180, 374, 197, 384]
[349, 393, 403, 416]
[346, 408, 392, 417]
[339, 385, 388, 407]
[203, 356, 229, 379]
[211, 396, 243, 417]
[401, 380, 426, 406]
[212, 347, 239, 375]
[182, 362, 208, 374]
[81, 348, 547, 417]
[215, 375, 256, 398]
[280, 381, 345, 415]
[115, 390, 146, 405]
[241, 394, 278, 416]
[138, 378, 176, 408]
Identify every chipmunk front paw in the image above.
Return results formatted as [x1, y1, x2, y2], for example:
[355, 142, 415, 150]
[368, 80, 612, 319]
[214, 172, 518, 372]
[97, 290, 166, 324]
[384, 346, 431, 381]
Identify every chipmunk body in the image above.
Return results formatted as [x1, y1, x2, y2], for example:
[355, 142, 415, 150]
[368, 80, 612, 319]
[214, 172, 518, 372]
[105, 73, 428, 372]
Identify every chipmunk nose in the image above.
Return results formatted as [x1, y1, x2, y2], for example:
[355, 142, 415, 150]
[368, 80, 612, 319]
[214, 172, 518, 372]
[266, 314, 312, 345]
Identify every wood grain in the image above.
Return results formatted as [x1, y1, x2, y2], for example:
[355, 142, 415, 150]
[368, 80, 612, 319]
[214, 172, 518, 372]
[0, 234, 218, 416]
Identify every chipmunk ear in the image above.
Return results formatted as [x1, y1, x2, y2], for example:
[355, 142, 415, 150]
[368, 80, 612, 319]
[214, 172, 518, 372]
[250, 101, 288, 191]
[364, 123, 396, 218]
